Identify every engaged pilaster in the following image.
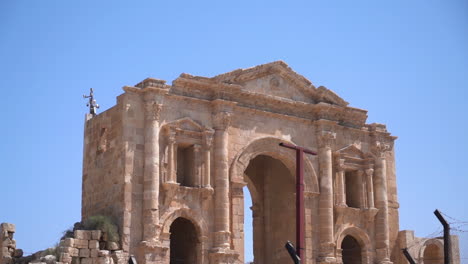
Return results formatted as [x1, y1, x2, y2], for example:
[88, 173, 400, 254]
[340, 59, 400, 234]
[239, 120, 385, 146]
[213, 111, 232, 249]
[365, 168, 375, 209]
[373, 142, 392, 264]
[142, 99, 163, 243]
[203, 130, 214, 188]
[335, 159, 346, 207]
[317, 130, 337, 264]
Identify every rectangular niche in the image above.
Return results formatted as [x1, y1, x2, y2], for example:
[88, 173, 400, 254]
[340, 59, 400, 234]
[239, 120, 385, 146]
[176, 144, 195, 187]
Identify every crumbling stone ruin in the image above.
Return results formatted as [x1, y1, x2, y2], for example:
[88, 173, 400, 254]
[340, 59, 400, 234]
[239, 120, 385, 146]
[3, 62, 461, 264]
[1, 224, 23, 264]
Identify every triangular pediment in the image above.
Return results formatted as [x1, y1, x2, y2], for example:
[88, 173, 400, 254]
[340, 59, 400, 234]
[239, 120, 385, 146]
[167, 117, 204, 132]
[336, 144, 367, 159]
[212, 61, 348, 106]
[173, 61, 349, 106]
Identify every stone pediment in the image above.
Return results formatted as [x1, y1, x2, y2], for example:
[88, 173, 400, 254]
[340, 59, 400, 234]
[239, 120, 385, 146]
[336, 144, 368, 160]
[167, 117, 204, 133]
[174, 61, 348, 107]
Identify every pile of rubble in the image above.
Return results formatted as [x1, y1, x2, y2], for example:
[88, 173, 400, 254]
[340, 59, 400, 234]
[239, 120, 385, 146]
[0, 223, 23, 264]
[57, 230, 127, 264]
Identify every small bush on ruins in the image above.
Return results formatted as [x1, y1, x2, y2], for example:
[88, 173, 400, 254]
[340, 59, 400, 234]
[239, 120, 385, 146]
[61, 215, 119, 243]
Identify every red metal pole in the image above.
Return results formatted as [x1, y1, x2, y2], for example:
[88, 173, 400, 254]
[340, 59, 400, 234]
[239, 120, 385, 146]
[279, 143, 317, 261]
[296, 149, 304, 259]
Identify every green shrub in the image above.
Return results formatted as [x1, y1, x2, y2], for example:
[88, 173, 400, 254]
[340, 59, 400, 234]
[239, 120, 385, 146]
[60, 215, 119, 242]
[81, 215, 119, 242]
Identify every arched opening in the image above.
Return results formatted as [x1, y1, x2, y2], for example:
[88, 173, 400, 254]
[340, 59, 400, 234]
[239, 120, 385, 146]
[342, 235, 362, 264]
[244, 155, 295, 264]
[423, 244, 443, 264]
[169, 217, 198, 264]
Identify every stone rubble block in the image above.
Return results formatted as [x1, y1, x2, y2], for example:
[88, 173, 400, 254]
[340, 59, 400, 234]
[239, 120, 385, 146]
[90, 249, 99, 258]
[0, 223, 15, 233]
[61, 238, 74, 247]
[13, 248, 23, 258]
[80, 257, 92, 264]
[110, 251, 127, 264]
[106, 242, 118, 251]
[96, 257, 111, 264]
[97, 250, 109, 257]
[71, 257, 80, 264]
[88, 240, 99, 249]
[91, 231, 102, 240]
[74, 230, 92, 240]
[74, 239, 89, 249]
[79, 248, 90, 258]
[60, 252, 72, 264]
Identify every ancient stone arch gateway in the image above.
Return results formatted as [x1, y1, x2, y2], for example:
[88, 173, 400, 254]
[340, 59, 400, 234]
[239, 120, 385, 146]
[81, 62, 455, 264]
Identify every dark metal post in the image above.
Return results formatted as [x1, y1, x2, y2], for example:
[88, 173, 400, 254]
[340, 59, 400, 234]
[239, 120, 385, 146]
[285, 241, 301, 264]
[279, 143, 317, 260]
[401, 248, 416, 264]
[434, 209, 451, 264]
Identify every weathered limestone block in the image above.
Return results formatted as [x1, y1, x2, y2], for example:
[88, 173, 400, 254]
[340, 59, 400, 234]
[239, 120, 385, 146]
[91, 231, 102, 240]
[60, 252, 72, 263]
[88, 240, 99, 249]
[0, 224, 15, 234]
[79, 248, 90, 258]
[74, 231, 91, 240]
[80, 257, 92, 264]
[110, 251, 128, 264]
[74, 239, 88, 249]
[106, 242, 118, 251]
[90, 249, 99, 258]
[71, 257, 80, 264]
[61, 238, 74, 247]
[97, 250, 109, 257]
[13, 249, 23, 258]
[96, 257, 112, 264]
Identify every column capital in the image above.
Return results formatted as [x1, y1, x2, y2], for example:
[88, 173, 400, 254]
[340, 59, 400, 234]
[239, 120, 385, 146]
[213, 112, 232, 130]
[335, 158, 346, 171]
[372, 141, 391, 158]
[365, 168, 374, 177]
[203, 129, 214, 148]
[193, 144, 202, 152]
[144, 101, 163, 121]
[318, 131, 336, 149]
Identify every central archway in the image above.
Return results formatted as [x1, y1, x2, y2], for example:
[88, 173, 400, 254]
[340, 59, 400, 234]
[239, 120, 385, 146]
[230, 137, 319, 264]
[342, 235, 361, 264]
[244, 155, 295, 264]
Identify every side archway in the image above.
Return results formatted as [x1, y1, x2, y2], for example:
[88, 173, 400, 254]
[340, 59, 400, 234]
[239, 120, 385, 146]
[336, 226, 372, 264]
[418, 239, 444, 264]
[160, 208, 207, 264]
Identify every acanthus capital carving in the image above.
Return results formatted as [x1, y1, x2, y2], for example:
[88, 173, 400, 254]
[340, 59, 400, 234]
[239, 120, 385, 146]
[365, 168, 374, 177]
[335, 158, 346, 171]
[144, 101, 163, 121]
[203, 130, 214, 148]
[372, 141, 391, 158]
[318, 131, 336, 149]
[213, 112, 232, 130]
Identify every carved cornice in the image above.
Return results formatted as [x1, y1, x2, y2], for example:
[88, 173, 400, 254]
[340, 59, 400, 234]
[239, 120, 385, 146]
[213, 112, 232, 130]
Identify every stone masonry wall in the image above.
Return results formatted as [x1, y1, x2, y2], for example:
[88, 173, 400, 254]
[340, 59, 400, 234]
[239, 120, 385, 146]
[1, 224, 23, 264]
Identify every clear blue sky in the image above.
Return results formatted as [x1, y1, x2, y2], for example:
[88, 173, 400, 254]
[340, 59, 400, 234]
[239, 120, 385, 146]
[1, 0, 467, 262]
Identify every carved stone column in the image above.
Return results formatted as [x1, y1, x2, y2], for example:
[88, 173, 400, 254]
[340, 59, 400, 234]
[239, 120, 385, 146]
[213, 111, 232, 249]
[365, 168, 375, 209]
[194, 144, 202, 187]
[373, 143, 392, 264]
[335, 159, 346, 207]
[317, 131, 337, 263]
[166, 130, 176, 183]
[142, 100, 162, 243]
[357, 170, 366, 209]
[203, 130, 214, 188]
